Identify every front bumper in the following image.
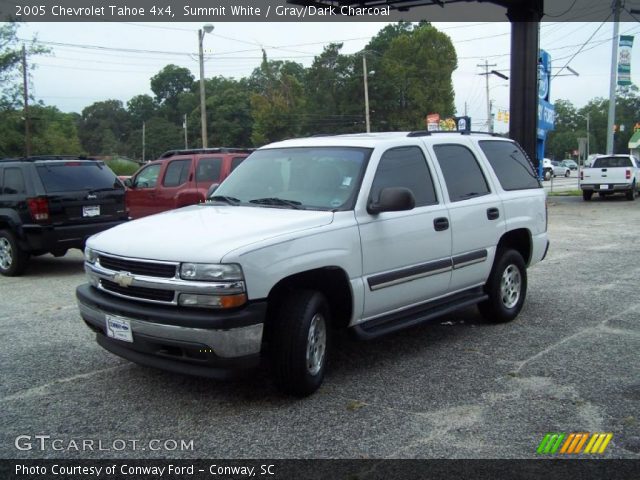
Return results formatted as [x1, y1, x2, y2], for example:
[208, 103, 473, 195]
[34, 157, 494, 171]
[76, 284, 266, 379]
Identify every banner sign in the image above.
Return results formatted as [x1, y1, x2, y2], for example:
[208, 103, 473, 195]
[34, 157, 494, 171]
[618, 35, 634, 86]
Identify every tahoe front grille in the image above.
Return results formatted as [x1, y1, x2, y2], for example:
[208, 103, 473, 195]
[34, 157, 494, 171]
[98, 255, 177, 278]
[101, 279, 175, 302]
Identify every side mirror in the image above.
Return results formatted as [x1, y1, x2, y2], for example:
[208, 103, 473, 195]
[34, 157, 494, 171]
[124, 178, 133, 188]
[206, 183, 220, 199]
[367, 187, 416, 215]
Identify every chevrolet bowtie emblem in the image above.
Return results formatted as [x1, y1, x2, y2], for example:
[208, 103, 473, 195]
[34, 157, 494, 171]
[113, 272, 134, 288]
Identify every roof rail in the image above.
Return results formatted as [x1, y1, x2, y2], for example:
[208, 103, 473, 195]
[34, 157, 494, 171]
[407, 130, 502, 138]
[0, 155, 97, 162]
[159, 148, 255, 158]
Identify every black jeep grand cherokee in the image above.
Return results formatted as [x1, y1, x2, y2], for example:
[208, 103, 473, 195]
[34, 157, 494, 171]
[0, 156, 128, 276]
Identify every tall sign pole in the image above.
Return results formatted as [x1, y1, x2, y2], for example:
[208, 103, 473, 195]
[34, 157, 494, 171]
[606, 0, 621, 155]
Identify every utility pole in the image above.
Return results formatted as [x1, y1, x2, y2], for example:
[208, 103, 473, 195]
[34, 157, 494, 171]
[142, 122, 146, 162]
[478, 60, 497, 133]
[606, 0, 621, 154]
[363, 53, 371, 133]
[464, 101, 468, 116]
[183, 114, 188, 149]
[22, 44, 31, 157]
[586, 112, 590, 158]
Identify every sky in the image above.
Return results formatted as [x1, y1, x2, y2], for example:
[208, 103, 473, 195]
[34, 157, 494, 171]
[13, 20, 640, 134]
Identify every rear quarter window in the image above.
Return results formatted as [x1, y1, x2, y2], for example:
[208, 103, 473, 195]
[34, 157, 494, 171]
[479, 140, 540, 191]
[2, 167, 26, 195]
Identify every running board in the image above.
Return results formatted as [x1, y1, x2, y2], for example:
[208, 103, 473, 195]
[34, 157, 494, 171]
[352, 287, 488, 340]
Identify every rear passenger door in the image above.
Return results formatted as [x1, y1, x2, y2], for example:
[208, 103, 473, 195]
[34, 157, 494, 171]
[195, 157, 223, 195]
[356, 146, 452, 319]
[154, 157, 194, 213]
[428, 142, 505, 292]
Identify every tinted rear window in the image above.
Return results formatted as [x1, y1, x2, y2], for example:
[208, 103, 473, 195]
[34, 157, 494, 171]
[2, 167, 26, 195]
[36, 162, 122, 193]
[592, 156, 633, 168]
[479, 140, 540, 190]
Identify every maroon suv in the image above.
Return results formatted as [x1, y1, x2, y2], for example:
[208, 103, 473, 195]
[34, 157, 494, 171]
[125, 148, 253, 219]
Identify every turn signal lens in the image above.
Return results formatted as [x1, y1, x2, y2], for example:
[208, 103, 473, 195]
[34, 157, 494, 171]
[178, 293, 247, 309]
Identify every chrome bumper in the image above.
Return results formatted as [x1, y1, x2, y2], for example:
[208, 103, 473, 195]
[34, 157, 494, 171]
[78, 299, 263, 358]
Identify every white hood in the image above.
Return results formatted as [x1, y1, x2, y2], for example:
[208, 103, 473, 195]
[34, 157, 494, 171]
[88, 204, 334, 263]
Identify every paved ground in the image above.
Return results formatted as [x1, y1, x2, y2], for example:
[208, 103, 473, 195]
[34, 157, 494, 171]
[542, 173, 579, 193]
[1, 196, 639, 460]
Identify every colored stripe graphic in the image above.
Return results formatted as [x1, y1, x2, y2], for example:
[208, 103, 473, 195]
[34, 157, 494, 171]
[537, 433, 566, 454]
[538, 433, 613, 454]
[584, 433, 613, 454]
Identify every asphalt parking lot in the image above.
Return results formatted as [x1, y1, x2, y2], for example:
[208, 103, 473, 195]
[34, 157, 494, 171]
[1, 196, 639, 460]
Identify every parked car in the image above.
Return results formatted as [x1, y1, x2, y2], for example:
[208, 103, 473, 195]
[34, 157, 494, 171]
[550, 160, 571, 177]
[560, 159, 578, 170]
[0, 156, 127, 276]
[579, 154, 640, 201]
[77, 131, 549, 396]
[125, 148, 253, 219]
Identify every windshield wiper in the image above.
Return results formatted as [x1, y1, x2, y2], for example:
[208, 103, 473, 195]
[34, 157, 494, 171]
[208, 195, 241, 205]
[249, 197, 304, 209]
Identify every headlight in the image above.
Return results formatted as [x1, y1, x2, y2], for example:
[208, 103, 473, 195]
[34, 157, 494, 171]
[180, 263, 243, 281]
[84, 246, 98, 264]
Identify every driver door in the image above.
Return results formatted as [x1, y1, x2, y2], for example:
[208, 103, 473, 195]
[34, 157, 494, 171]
[126, 163, 162, 219]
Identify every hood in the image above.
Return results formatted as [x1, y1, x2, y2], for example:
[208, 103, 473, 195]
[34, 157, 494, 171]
[88, 204, 334, 263]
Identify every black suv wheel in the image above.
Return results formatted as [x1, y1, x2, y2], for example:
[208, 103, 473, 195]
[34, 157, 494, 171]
[478, 249, 527, 323]
[0, 229, 28, 276]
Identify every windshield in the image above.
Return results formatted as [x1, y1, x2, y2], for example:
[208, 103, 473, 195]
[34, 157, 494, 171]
[37, 162, 123, 193]
[213, 147, 371, 210]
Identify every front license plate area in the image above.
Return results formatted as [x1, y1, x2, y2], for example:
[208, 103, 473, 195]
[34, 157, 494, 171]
[83, 205, 100, 217]
[106, 314, 133, 343]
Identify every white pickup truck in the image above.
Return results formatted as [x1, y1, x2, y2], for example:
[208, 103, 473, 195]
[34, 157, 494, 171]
[580, 154, 640, 201]
[76, 131, 549, 396]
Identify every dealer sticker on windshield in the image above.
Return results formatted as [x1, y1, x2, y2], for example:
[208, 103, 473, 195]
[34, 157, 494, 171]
[106, 315, 133, 343]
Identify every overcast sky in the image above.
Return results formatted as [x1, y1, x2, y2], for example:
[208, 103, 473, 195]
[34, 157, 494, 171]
[13, 20, 640, 133]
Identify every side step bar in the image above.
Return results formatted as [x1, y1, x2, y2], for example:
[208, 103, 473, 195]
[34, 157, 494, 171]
[352, 287, 488, 340]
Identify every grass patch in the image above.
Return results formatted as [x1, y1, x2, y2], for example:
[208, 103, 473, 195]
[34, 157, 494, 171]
[106, 158, 141, 176]
[547, 189, 582, 197]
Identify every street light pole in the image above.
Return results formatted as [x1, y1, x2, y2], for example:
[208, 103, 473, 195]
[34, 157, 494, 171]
[198, 24, 214, 149]
[363, 53, 370, 133]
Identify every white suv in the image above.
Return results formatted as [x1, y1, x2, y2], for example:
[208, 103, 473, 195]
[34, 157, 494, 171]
[77, 131, 549, 396]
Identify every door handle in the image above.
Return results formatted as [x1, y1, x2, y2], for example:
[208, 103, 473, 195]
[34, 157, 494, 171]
[487, 207, 500, 220]
[433, 217, 449, 231]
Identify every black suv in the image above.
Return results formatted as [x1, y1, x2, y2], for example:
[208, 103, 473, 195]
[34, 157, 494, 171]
[0, 156, 128, 276]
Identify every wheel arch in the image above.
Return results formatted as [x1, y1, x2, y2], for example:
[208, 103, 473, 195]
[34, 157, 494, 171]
[497, 228, 532, 266]
[265, 266, 354, 331]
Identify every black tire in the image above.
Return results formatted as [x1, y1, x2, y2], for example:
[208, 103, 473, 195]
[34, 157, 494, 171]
[626, 182, 636, 201]
[583, 190, 593, 201]
[0, 229, 28, 276]
[478, 249, 527, 323]
[599, 192, 607, 199]
[270, 290, 331, 397]
[543, 170, 551, 181]
[565, 170, 570, 177]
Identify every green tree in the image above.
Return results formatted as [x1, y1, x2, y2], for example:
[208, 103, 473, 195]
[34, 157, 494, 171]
[150, 64, 195, 122]
[78, 100, 130, 155]
[249, 52, 306, 145]
[202, 76, 253, 147]
[126, 116, 183, 161]
[127, 94, 157, 126]
[29, 105, 84, 155]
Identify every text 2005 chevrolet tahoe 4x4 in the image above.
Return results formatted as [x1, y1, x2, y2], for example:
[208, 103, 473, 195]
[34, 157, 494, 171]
[77, 131, 549, 396]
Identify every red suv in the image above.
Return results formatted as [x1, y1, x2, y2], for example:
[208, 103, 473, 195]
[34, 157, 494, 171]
[125, 148, 253, 219]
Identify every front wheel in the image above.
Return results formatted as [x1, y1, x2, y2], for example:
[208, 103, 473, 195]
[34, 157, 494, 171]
[270, 290, 330, 397]
[478, 249, 527, 323]
[565, 170, 570, 177]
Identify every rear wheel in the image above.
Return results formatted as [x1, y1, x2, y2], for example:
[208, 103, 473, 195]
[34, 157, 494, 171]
[270, 290, 330, 397]
[0, 230, 28, 276]
[582, 190, 593, 201]
[478, 249, 527, 323]
[565, 170, 570, 177]
[626, 182, 636, 201]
